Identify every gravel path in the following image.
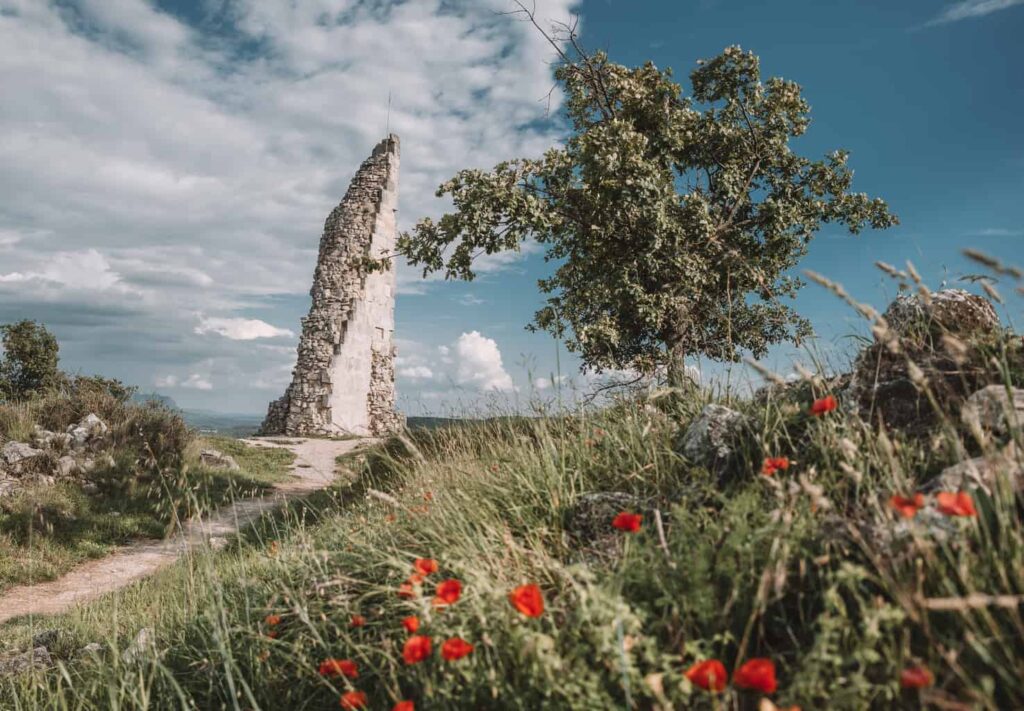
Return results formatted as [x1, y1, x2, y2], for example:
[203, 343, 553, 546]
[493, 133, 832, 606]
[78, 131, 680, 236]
[0, 437, 365, 624]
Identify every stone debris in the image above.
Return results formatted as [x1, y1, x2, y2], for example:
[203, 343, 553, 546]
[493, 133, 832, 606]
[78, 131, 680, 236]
[56, 455, 78, 477]
[67, 413, 108, 448]
[260, 135, 404, 438]
[0, 413, 111, 491]
[199, 449, 240, 471]
[2, 441, 44, 468]
[0, 647, 52, 677]
[678, 404, 749, 468]
[78, 643, 103, 658]
[961, 385, 1024, 438]
[930, 443, 1023, 496]
[122, 627, 155, 663]
[31, 629, 61, 650]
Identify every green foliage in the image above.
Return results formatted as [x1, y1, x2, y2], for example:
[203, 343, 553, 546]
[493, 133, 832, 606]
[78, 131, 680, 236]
[0, 320, 60, 401]
[0, 379, 294, 590]
[5, 372, 1022, 710]
[400, 43, 897, 380]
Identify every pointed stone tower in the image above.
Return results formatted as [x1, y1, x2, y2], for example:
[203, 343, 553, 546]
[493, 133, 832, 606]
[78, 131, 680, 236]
[260, 135, 404, 437]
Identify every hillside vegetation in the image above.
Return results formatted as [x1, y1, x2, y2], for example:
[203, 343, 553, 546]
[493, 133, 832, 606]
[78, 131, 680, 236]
[3, 269, 1023, 710]
[0, 365, 294, 591]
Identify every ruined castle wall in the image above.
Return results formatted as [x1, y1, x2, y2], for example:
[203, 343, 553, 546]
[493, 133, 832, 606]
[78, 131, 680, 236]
[259, 135, 404, 437]
[328, 160, 398, 433]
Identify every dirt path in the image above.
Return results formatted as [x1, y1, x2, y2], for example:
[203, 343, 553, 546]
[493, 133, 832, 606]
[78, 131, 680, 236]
[0, 437, 366, 625]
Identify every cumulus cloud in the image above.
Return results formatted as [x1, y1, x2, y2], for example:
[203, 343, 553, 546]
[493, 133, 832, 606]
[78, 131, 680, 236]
[925, 0, 1024, 25]
[0, 249, 126, 291]
[0, 0, 578, 410]
[533, 375, 567, 390]
[398, 365, 434, 380]
[195, 316, 294, 341]
[455, 330, 515, 391]
[154, 372, 213, 390]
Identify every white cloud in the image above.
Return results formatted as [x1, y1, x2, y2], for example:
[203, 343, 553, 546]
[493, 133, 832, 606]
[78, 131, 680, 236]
[182, 373, 213, 390]
[398, 365, 434, 380]
[926, 0, 1024, 25]
[195, 317, 295, 341]
[0, 0, 578, 410]
[971, 227, 1023, 237]
[0, 249, 124, 291]
[154, 372, 213, 390]
[534, 375, 567, 390]
[455, 330, 515, 391]
[154, 374, 179, 388]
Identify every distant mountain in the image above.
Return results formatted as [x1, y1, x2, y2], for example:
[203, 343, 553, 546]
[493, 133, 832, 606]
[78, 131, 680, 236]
[181, 409, 265, 437]
[131, 392, 179, 409]
[130, 393, 263, 436]
[406, 416, 468, 430]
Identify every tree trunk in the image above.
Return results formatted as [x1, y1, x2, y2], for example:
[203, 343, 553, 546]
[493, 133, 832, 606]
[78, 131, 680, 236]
[666, 303, 691, 389]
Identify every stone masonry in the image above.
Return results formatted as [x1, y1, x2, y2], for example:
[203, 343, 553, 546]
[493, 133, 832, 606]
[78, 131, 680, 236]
[259, 135, 404, 437]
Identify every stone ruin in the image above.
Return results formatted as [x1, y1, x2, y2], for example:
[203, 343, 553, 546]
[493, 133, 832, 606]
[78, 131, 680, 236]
[259, 135, 404, 437]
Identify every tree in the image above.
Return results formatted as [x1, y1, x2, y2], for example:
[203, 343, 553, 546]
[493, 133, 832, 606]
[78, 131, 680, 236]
[0, 319, 60, 401]
[398, 13, 897, 385]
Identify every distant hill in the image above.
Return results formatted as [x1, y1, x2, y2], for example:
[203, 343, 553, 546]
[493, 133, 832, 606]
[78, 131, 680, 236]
[125, 404, 470, 438]
[181, 409, 265, 437]
[131, 393, 263, 437]
[131, 392, 179, 409]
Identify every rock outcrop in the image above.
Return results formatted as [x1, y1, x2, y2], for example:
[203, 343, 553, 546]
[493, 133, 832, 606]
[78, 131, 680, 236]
[260, 135, 404, 437]
[0, 413, 111, 497]
[677, 404, 750, 470]
[847, 289, 1008, 432]
[199, 449, 240, 471]
[961, 385, 1024, 438]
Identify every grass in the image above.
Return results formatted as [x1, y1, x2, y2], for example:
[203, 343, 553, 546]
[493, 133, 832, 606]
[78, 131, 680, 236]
[2, 375, 1021, 709]
[2, 261, 1022, 710]
[0, 389, 295, 592]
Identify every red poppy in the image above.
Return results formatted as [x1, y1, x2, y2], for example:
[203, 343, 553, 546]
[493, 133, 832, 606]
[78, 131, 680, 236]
[350, 614, 366, 628]
[441, 637, 474, 661]
[319, 658, 358, 679]
[936, 491, 977, 517]
[402, 616, 420, 633]
[398, 582, 416, 599]
[434, 579, 462, 606]
[339, 691, 367, 709]
[266, 631, 278, 639]
[761, 457, 791, 476]
[509, 584, 545, 618]
[402, 635, 432, 665]
[684, 659, 727, 692]
[810, 395, 838, 416]
[264, 614, 281, 627]
[888, 493, 925, 518]
[612, 512, 642, 533]
[733, 658, 777, 694]
[414, 558, 438, 576]
[900, 666, 934, 689]
[392, 702, 414, 711]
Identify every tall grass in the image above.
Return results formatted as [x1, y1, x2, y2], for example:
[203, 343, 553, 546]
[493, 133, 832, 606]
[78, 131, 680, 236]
[0, 388, 294, 591]
[3, 258, 1022, 709]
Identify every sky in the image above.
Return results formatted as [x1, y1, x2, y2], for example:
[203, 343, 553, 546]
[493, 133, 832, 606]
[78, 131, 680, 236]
[0, 0, 1021, 416]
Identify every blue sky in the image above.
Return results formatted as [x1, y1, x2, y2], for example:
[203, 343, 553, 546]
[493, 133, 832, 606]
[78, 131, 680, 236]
[0, 0, 1021, 415]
